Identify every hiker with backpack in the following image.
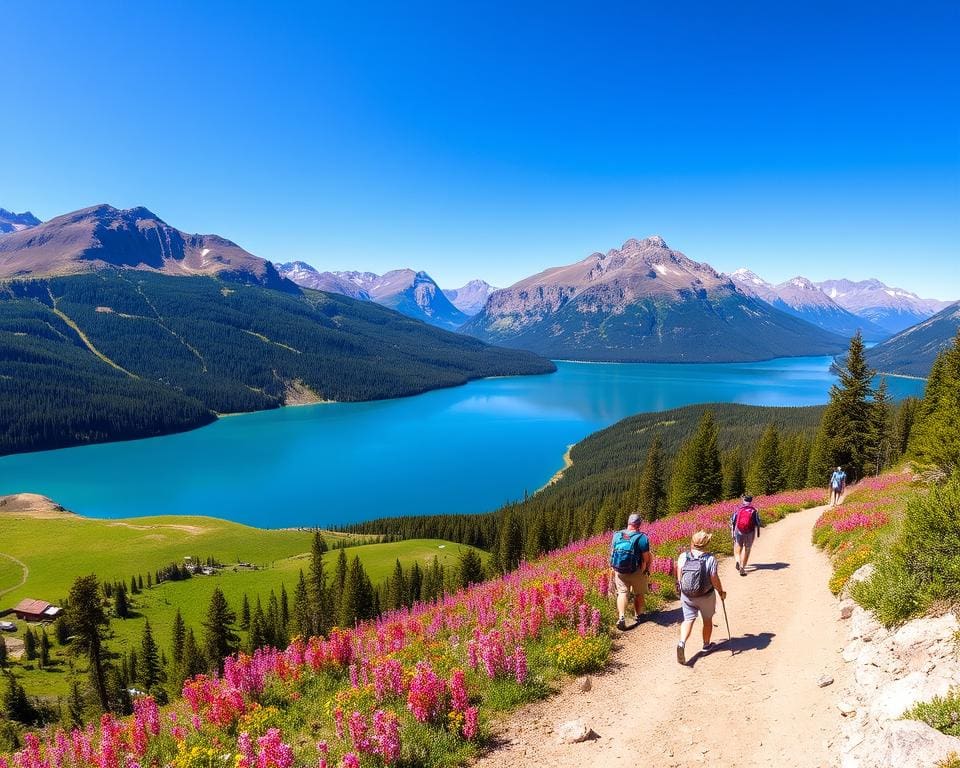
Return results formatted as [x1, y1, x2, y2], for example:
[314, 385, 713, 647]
[609, 513, 651, 631]
[675, 530, 726, 664]
[829, 466, 847, 506]
[731, 494, 762, 576]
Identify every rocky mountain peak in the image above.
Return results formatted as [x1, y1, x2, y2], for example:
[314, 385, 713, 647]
[0, 208, 41, 233]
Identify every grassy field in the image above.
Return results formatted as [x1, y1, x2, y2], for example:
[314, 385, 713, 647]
[0, 496, 484, 699]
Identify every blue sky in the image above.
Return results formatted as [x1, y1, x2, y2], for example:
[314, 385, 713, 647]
[2, 1, 958, 297]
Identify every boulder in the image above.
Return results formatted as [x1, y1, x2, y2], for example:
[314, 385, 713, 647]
[576, 676, 592, 693]
[875, 720, 960, 768]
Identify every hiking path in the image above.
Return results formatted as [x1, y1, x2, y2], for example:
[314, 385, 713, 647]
[473, 503, 849, 768]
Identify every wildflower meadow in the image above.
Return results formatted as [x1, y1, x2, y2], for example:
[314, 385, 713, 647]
[2, 487, 825, 768]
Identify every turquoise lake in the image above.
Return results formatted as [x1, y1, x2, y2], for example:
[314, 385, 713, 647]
[0, 358, 924, 527]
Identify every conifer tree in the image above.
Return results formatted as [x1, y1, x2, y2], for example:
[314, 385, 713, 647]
[895, 397, 919, 456]
[635, 434, 667, 521]
[308, 532, 332, 636]
[457, 548, 486, 589]
[137, 575, 144, 591]
[494, 510, 524, 573]
[248, 601, 267, 653]
[722, 447, 746, 499]
[338, 556, 375, 627]
[292, 570, 311, 638]
[869, 377, 895, 474]
[783, 433, 811, 490]
[170, 609, 186, 666]
[408, 562, 423, 604]
[65, 575, 111, 712]
[67, 679, 85, 728]
[667, 440, 699, 514]
[388, 560, 407, 611]
[138, 620, 161, 690]
[3, 673, 35, 724]
[267, 591, 284, 647]
[38, 629, 50, 670]
[114, 584, 129, 619]
[748, 424, 785, 495]
[239, 594, 251, 630]
[279, 584, 290, 630]
[523, 514, 550, 561]
[202, 588, 238, 673]
[23, 629, 37, 661]
[146, 572, 152, 589]
[909, 331, 960, 473]
[181, 629, 204, 680]
[333, 549, 348, 610]
[54, 617, 70, 646]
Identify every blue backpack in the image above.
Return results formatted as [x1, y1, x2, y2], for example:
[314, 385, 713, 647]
[610, 530, 643, 574]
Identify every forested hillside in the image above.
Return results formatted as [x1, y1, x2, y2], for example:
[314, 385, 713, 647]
[0, 271, 554, 455]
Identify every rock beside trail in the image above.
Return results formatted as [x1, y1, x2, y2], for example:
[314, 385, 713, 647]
[837, 607, 960, 768]
[555, 720, 594, 744]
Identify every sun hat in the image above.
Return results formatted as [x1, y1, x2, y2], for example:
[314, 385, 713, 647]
[691, 530, 712, 548]
[743, 494, 753, 503]
[627, 513, 642, 526]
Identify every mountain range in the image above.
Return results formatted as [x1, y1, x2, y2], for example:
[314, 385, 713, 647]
[0, 204, 291, 289]
[0, 208, 41, 234]
[815, 278, 951, 335]
[729, 270, 889, 341]
[277, 262, 470, 330]
[865, 301, 960, 377]
[443, 279, 497, 316]
[460, 236, 849, 362]
[0, 204, 553, 455]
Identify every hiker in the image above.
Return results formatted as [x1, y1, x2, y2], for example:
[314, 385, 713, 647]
[731, 494, 761, 576]
[675, 530, 726, 664]
[829, 466, 847, 506]
[609, 512, 651, 631]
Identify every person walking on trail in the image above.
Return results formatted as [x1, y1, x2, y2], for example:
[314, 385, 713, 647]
[829, 466, 847, 506]
[731, 494, 762, 576]
[609, 512, 651, 631]
[675, 530, 726, 664]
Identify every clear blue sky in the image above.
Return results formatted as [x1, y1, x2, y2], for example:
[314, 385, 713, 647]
[2, 1, 958, 298]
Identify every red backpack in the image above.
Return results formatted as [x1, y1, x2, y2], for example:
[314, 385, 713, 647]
[735, 505, 756, 534]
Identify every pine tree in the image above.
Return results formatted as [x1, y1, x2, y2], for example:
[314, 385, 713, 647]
[869, 377, 895, 474]
[239, 594, 251, 630]
[308, 532, 332, 636]
[338, 556, 375, 627]
[909, 331, 960, 473]
[67, 679, 85, 728]
[3, 673, 35, 724]
[783, 433, 811, 490]
[54, 617, 70, 646]
[292, 570, 311, 638]
[38, 629, 50, 670]
[279, 584, 290, 630]
[181, 629, 205, 680]
[895, 397, 920, 456]
[635, 435, 667, 521]
[523, 514, 551, 561]
[248, 601, 268, 653]
[202, 588, 238, 673]
[408, 562, 423, 604]
[667, 440, 699, 514]
[494, 511, 523, 573]
[722, 447, 746, 499]
[457, 548, 486, 589]
[748, 424, 785, 495]
[23, 629, 37, 661]
[138, 620, 161, 690]
[114, 584, 130, 619]
[170, 609, 186, 666]
[388, 560, 407, 611]
[267, 591, 284, 647]
[137, 575, 144, 591]
[332, 549, 348, 615]
[815, 333, 877, 481]
[65, 575, 111, 712]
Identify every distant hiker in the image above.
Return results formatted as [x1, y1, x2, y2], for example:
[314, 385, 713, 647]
[829, 466, 847, 506]
[609, 512, 651, 631]
[675, 530, 726, 664]
[731, 494, 761, 576]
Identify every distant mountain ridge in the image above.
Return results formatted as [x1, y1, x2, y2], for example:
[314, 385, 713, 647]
[461, 236, 848, 362]
[0, 208, 41, 234]
[815, 278, 951, 335]
[0, 204, 291, 290]
[443, 279, 497, 316]
[277, 262, 468, 330]
[729, 270, 889, 341]
[865, 301, 960, 377]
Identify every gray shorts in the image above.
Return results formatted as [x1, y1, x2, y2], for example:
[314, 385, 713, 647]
[680, 590, 717, 622]
[734, 529, 756, 548]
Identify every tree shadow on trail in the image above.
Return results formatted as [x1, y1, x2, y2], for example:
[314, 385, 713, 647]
[687, 631, 776, 666]
[748, 562, 790, 571]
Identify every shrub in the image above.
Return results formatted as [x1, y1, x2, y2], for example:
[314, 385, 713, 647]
[546, 631, 611, 674]
[856, 473, 960, 625]
[903, 687, 960, 737]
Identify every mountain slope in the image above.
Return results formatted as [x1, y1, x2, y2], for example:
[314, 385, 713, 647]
[461, 236, 848, 362]
[865, 301, 960, 377]
[443, 279, 497, 316]
[279, 263, 469, 330]
[0, 204, 290, 289]
[816, 278, 951, 335]
[0, 208, 41, 234]
[730, 270, 889, 341]
[0, 270, 554, 456]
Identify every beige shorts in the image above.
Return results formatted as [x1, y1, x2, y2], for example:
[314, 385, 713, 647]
[613, 569, 648, 597]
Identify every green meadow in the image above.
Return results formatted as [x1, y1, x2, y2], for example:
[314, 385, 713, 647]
[0, 505, 483, 698]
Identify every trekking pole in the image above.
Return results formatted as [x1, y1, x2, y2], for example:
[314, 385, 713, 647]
[720, 593, 731, 642]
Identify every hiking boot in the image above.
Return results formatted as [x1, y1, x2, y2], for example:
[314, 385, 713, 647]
[735, 561, 741, 572]
[676, 643, 685, 665]
[740, 567, 747, 577]
[703, 641, 715, 652]
[616, 617, 628, 631]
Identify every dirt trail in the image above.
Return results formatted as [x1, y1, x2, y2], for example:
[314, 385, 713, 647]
[474, 504, 849, 768]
